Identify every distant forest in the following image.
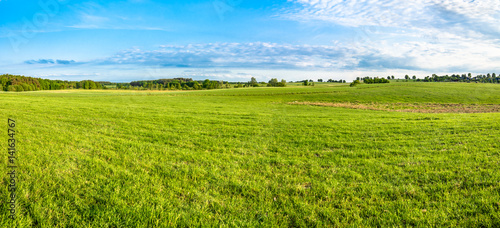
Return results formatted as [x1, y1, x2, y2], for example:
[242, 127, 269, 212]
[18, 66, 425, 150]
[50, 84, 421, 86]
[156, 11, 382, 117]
[356, 73, 500, 83]
[0, 74, 102, 92]
[0, 74, 289, 92]
[416, 73, 500, 83]
[1, 72, 498, 92]
[111, 77, 287, 90]
[123, 78, 228, 90]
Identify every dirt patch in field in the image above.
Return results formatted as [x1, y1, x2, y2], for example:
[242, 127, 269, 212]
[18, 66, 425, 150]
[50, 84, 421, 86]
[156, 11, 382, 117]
[288, 101, 500, 113]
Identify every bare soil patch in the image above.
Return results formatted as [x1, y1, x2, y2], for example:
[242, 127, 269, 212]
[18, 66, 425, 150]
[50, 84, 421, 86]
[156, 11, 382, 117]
[289, 101, 500, 113]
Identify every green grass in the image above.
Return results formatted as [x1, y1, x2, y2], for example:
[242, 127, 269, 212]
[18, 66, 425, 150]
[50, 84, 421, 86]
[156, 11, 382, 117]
[1, 82, 500, 227]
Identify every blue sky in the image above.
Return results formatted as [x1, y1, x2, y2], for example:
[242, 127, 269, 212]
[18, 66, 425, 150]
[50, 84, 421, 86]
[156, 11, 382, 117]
[1, 0, 500, 82]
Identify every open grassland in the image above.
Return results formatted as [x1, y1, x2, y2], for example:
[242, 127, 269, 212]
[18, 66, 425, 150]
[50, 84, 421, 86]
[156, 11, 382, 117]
[1, 82, 500, 227]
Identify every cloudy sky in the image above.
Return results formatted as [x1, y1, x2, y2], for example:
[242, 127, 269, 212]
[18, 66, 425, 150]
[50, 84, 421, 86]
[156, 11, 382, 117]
[1, 0, 499, 82]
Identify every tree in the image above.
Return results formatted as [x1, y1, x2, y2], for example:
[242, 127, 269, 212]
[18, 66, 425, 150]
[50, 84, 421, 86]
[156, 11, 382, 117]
[193, 81, 201, 90]
[303, 80, 308, 86]
[391, 75, 395, 79]
[21, 83, 30, 91]
[405, 75, 410, 80]
[202, 79, 210, 89]
[363, 77, 373, 84]
[15, 85, 24, 92]
[249, 77, 258, 87]
[387, 76, 391, 80]
[412, 75, 416, 80]
[90, 81, 97, 89]
[277, 79, 287, 87]
[268, 78, 279, 87]
[318, 79, 323, 82]
[84, 81, 90, 89]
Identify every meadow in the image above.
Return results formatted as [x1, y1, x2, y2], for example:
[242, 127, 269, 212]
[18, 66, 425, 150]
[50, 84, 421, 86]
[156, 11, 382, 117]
[1, 82, 499, 227]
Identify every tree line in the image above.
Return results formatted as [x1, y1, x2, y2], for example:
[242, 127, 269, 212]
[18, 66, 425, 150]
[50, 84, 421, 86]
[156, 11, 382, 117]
[124, 78, 222, 90]
[359, 73, 500, 83]
[348, 77, 390, 87]
[416, 73, 500, 83]
[113, 78, 238, 90]
[0, 74, 103, 92]
[298, 79, 346, 86]
[317, 79, 346, 83]
[1, 75, 289, 92]
[112, 77, 288, 90]
[361, 77, 390, 84]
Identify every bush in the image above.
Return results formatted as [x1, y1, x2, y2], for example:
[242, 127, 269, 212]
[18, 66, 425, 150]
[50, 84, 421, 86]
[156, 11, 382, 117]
[350, 80, 360, 87]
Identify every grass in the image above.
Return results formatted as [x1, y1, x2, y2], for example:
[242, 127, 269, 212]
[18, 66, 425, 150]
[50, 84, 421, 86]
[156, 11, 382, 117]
[1, 82, 499, 227]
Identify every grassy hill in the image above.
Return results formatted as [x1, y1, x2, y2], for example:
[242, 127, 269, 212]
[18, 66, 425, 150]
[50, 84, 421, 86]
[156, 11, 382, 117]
[1, 82, 499, 227]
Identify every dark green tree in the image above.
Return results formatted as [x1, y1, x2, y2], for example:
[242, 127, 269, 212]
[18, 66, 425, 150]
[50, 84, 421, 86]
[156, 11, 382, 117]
[249, 77, 258, 87]
[268, 78, 279, 87]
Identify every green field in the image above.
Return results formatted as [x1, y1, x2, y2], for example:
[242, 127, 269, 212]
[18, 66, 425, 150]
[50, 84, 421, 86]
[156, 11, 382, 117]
[1, 82, 500, 227]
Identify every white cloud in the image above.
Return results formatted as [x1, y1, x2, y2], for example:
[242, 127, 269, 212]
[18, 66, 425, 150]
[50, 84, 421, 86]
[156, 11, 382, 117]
[286, 0, 500, 31]
[285, 0, 500, 41]
[23, 38, 500, 78]
[282, 0, 500, 72]
[99, 39, 500, 73]
[102, 42, 359, 69]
